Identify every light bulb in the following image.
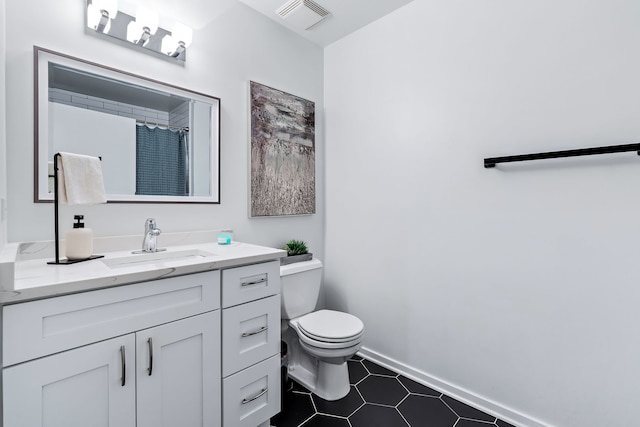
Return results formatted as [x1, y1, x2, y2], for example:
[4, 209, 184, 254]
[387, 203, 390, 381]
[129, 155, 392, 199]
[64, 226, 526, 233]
[87, 3, 102, 29]
[126, 21, 144, 43]
[161, 35, 179, 54]
[87, 2, 113, 33]
[171, 23, 193, 48]
[135, 6, 158, 35]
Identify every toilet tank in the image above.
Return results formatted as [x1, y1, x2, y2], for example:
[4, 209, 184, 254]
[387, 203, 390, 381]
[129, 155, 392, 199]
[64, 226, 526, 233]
[280, 258, 323, 319]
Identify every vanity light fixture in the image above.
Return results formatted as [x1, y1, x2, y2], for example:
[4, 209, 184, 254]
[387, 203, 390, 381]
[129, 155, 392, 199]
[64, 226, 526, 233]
[86, 0, 118, 33]
[85, 0, 194, 62]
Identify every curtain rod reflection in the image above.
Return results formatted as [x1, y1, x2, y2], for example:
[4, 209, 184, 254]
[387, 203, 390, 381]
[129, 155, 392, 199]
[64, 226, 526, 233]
[136, 120, 189, 132]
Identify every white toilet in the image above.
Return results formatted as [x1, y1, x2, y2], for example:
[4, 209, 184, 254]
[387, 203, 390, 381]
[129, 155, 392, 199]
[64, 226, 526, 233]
[280, 258, 364, 401]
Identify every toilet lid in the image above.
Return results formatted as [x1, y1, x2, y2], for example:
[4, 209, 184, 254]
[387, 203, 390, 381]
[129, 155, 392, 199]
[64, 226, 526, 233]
[297, 310, 364, 342]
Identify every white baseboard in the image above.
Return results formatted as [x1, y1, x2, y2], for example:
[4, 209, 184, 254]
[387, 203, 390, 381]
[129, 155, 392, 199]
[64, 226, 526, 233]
[357, 347, 552, 427]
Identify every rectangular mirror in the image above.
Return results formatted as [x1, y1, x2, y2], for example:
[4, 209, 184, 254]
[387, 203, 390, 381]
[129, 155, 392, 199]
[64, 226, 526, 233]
[34, 46, 220, 203]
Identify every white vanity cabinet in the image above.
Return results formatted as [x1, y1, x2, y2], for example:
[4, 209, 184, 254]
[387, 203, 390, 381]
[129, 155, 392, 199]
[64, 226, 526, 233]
[221, 260, 282, 427]
[2, 270, 222, 427]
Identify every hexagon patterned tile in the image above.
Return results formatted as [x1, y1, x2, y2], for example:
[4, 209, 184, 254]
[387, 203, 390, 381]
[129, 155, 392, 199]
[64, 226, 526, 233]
[271, 355, 517, 427]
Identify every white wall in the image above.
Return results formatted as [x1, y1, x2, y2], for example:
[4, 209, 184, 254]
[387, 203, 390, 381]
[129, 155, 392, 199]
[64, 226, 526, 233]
[5, 0, 324, 257]
[324, 1, 640, 426]
[0, 0, 6, 250]
[50, 103, 136, 195]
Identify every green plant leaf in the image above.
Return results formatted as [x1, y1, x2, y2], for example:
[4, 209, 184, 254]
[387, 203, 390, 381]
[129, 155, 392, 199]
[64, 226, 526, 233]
[284, 239, 308, 256]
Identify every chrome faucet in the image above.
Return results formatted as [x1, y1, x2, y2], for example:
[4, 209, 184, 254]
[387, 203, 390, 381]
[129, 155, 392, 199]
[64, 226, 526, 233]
[140, 218, 164, 253]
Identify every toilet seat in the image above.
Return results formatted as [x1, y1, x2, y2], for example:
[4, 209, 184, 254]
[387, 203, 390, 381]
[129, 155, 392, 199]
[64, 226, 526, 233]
[290, 310, 364, 350]
[297, 310, 364, 341]
[299, 327, 364, 344]
[297, 337, 363, 360]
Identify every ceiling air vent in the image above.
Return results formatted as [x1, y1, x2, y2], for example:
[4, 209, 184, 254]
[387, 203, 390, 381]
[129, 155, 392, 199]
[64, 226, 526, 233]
[276, 0, 331, 30]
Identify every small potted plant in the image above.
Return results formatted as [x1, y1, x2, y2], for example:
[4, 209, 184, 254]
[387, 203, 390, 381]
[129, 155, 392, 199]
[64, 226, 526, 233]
[281, 239, 313, 265]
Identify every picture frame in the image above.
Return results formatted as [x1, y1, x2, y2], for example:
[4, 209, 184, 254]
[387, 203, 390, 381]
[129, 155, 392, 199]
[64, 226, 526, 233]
[249, 81, 316, 217]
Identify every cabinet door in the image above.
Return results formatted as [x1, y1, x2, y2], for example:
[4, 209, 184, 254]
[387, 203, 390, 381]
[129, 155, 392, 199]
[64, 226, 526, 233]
[3, 334, 136, 427]
[136, 311, 221, 427]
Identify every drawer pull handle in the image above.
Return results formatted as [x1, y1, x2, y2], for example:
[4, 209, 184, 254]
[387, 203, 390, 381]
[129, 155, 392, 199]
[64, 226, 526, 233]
[120, 345, 126, 387]
[241, 326, 268, 338]
[242, 387, 268, 404]
[147, 337, 154, 376]
[241, 277, 267, 287]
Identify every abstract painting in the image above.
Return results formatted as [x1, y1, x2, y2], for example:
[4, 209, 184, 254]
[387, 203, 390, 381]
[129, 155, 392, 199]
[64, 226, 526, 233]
[250, 81, 315, 217]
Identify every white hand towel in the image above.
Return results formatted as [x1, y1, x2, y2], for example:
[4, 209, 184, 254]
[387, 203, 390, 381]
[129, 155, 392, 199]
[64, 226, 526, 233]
[57, 152, 107, 205]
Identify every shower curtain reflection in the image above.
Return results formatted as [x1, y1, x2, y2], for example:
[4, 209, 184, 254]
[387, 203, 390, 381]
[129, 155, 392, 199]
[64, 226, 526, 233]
[136, 124, 189, 196]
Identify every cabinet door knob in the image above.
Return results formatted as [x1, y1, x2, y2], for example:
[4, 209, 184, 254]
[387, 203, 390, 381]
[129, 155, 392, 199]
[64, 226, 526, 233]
[120, 345, 126, 387]
[147, 337, 154, 376]
[241, 387, 268, 404]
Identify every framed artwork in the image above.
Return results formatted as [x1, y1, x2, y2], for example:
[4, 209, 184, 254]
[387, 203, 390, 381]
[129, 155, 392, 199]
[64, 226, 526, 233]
[249, 81, 316, 217]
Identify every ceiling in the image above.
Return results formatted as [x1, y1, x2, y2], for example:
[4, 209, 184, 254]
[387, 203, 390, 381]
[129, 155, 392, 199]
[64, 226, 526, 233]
[121, 0, 414, 47]
[238, 0, 414, 46]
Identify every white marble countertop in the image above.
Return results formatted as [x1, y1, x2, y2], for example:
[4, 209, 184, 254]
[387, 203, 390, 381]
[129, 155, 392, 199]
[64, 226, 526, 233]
[0, 231, 286, 304]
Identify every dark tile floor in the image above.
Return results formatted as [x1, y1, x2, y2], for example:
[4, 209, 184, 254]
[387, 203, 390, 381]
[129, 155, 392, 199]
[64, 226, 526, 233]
[271, 355, 516, 427]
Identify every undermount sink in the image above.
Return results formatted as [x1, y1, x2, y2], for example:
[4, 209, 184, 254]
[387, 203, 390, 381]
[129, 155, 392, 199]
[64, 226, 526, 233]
[101, 249, 216, 268]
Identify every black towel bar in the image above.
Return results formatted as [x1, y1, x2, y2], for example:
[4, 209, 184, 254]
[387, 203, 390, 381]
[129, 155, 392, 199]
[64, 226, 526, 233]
[484, 143, 640, 168]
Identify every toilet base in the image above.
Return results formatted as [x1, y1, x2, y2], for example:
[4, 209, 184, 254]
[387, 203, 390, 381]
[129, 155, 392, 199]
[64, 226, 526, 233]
[288, 360, 350, 401]
[316, 360, 351, 400]
[283, 327, 354, 401]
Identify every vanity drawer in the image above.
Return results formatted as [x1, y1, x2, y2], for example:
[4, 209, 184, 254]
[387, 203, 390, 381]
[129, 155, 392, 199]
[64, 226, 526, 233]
[222, 295, 280, 377]
[3, 271, 220, 367]
[222, 354, 280, 427]
[221, 261, 280, 308]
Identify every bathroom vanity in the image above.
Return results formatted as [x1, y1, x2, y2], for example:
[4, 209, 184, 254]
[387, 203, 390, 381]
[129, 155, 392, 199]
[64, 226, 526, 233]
[0, 234, 285, 427]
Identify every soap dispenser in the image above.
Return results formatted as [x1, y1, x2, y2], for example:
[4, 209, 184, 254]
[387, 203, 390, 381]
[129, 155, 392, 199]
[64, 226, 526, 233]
[65, 215, 93, 260]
